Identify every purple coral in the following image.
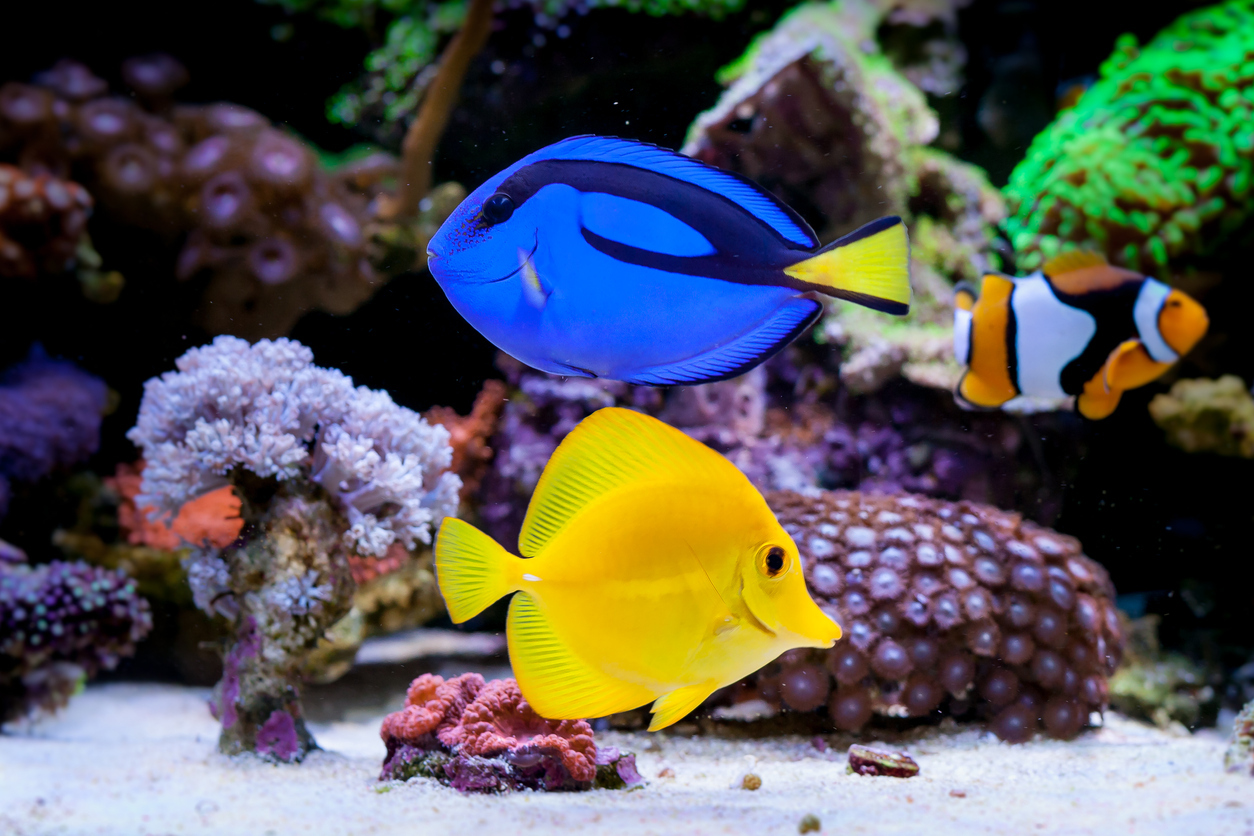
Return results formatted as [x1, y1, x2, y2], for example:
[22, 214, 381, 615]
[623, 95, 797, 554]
[738, 490, 1123, 742]
[127, 336, 459, 760]
[0, 558, 152, 722]
[0, 347, 109, 517]
[379, 673, 640, 793]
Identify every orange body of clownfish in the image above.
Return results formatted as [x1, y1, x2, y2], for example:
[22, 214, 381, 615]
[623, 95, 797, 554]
[952, 251, 1209, 420]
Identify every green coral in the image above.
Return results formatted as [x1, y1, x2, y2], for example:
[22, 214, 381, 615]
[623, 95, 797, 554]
[1148, 375, 1254, 458]
[260, 0, 745, 135]
[1004, 0, 1254, 275]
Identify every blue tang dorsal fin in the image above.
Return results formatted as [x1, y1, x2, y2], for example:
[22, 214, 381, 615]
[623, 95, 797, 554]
[526, 136, 819, 249]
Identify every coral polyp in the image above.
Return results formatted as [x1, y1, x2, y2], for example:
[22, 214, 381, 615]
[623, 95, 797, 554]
[127, 335, 460, 760]
[741, 489, 1123, 741]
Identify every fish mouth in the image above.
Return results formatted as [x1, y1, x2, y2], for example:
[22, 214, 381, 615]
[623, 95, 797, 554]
[482, 234, 539, 285]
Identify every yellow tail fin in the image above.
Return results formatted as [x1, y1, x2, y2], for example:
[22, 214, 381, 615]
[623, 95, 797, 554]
[434, 517, 517, 623]
[782, 216, 911, 314]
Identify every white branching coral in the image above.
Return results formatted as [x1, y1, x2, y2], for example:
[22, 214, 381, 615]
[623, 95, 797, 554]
[127, 336, 460, 557]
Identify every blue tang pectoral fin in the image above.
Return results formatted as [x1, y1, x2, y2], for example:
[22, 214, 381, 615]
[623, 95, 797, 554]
[624, 297, 822, 385]
[782, 217, 912, 315]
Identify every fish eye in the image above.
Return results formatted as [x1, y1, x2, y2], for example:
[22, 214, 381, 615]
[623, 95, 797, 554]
[760, 545, 788, 578]
[482, 193, 515, 225]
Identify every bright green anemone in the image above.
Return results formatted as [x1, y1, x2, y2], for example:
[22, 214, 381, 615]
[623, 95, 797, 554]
[1003, 0, 1254, 275]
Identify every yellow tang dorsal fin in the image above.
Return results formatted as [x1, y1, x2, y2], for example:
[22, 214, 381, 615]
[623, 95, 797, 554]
[507, 592, 654, 720]
[518, 407, 743, 557]
[1042, 250, 1108, 276]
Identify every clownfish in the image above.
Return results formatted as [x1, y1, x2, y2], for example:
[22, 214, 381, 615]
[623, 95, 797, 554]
[435, 407, 841, 730]
[952, 251, 1209, 420]
[426, 135, 911, 385]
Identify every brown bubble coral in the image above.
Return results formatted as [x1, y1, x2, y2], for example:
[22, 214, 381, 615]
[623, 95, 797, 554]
[746, 489, 1123, 742]
[0, 164, 92, 279]
[380, 673, 638, 793]
[0, 58, 457, 337]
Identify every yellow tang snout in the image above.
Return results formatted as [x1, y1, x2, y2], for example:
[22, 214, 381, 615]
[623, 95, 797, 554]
[1159, 288, 1208, 357]
[739, 540, 842, 648]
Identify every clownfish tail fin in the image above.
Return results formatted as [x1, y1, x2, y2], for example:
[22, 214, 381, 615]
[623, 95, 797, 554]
[783, 216, 912, 315]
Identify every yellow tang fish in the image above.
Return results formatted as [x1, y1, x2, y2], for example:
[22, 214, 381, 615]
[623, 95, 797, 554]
[435, 407, 842, 731]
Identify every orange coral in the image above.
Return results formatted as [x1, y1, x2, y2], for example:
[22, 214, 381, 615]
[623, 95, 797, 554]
[347, 540, 408, 585]
[425, 379, 506, 500]
[379, 672, 485, 742]
[110, 460, 242, 550]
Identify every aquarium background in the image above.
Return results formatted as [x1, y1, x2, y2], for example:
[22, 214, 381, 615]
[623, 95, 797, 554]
[1, 0, 1249, 711]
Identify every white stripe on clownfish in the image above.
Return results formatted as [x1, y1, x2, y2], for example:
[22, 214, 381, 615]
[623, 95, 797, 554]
[1134, 278, 1178, 363]
[1009, 272, 1097, 399]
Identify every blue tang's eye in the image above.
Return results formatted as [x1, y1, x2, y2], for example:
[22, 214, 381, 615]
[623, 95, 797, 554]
[482, 193, 515, 225]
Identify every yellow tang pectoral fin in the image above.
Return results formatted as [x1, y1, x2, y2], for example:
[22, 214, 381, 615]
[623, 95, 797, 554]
[507, 592, 653, 721]
[782, 216, 911, 315]
[1103, 339, 1172, 392]
[647, 682, 717, 732]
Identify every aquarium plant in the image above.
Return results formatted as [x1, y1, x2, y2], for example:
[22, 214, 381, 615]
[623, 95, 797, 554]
[1003, 0, 1254, 274]
[126, 335, 460, 760]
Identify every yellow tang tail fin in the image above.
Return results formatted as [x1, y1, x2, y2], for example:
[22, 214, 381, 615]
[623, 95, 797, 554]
[782, 216, 911, 315]
[435, 517, 517, 623]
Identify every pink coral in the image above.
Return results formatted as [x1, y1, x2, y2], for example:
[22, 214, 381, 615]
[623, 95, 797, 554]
[379, 673, 610, 791]
[443, 678, 597, 783]
[380, 672, 484, 743]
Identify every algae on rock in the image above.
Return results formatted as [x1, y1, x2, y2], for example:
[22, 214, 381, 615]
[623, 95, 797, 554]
[683, 0, 1005, 395]
[1148, 375, 1254, 458]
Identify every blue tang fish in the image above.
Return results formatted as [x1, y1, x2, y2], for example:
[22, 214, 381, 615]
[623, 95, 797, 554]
[426, 136, 912, 385]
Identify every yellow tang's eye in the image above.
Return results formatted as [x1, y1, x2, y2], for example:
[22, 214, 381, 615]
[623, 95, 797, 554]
[759, 545, 789, 578]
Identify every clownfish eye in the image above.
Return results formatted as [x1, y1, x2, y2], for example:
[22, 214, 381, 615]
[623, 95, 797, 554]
[482, 193, 515, 225]
[760, 545, 787, 578]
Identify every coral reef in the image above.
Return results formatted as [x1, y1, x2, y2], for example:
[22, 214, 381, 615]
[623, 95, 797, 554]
[425, 378, 508, 503]
[302, 545, 444, 683]
[476, 352, 1076, 548]
[0, 347, 109, 518]
[379, 672, 641, 793]
[275, 0, 746, 144]
[111, 460, 243, 551]
[126, 336, 459, 759]
[0, 556, 151, 722]
[1003, 1, 1254, 274]
[0, 57, 458, 337]
[1226, 700, 1254, 776]
[0, 164, 93, 279]
[682, 0, 1005, 394]
[1108, 615, 1217, 731]
[1148, 375, 1254, 458]
[730, 489, 1122, 742]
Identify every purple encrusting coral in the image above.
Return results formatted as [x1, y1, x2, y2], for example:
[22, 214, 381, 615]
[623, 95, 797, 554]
[0, 346, 109, 517]
[0, 557, 151, 723]
[127, 335, 459, 760]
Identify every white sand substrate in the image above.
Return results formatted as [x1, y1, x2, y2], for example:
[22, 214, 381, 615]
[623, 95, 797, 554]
[1, 682, 1250, 836]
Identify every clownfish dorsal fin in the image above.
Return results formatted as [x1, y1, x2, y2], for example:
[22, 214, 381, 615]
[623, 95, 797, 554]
[1042, 250, 1108, 277]
[517, 407, 744, 557]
